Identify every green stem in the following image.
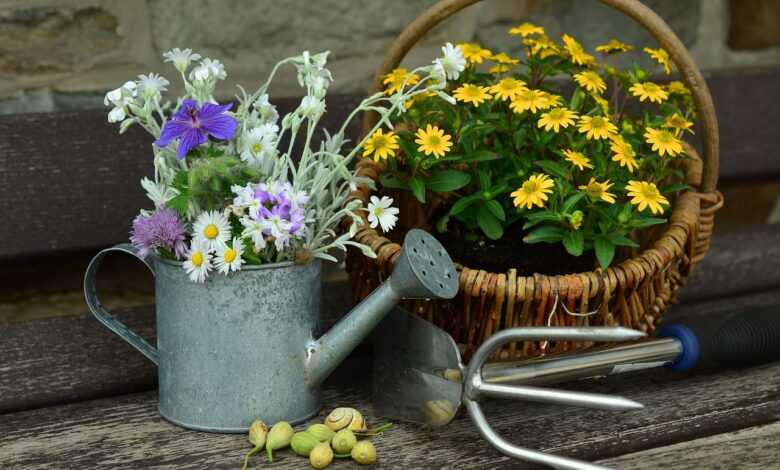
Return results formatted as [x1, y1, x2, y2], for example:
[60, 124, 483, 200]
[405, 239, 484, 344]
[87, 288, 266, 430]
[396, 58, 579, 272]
[242, 445, 262, 470]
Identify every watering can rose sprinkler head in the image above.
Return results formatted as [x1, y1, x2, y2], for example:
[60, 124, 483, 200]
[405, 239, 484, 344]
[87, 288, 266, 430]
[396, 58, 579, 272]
[304, 229, 459, 387]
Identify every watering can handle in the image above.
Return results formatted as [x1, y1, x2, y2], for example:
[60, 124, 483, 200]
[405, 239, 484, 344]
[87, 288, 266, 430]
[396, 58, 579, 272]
[84, 244, 159, 365]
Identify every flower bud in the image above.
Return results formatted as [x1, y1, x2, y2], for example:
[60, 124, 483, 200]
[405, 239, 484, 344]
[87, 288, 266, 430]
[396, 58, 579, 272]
[617, 211, 631, 224]
[266, 421, 294, 462]
[351, 440, 377, 465]
[291, 431, 319, 457]
[309, 442, 334, 469]
[248, 419, 269, 448]
[331, 429, 357, 454]
[622, 120, 635, 134]
[306, 423, 335, 442]
[569, 210, 584, 230]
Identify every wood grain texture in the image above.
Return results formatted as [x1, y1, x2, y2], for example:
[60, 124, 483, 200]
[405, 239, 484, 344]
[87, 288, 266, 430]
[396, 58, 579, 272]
[598, 421, 780, 469]
[0, 360, 778, 469]
[0, 95, 363, 260]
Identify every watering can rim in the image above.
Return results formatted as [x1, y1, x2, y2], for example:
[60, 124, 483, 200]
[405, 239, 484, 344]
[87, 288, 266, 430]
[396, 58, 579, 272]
[153, 254, 320, 271]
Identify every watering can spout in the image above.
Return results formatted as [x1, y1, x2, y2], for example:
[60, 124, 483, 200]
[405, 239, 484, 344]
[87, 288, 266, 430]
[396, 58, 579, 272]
[304, 229, 459, 387]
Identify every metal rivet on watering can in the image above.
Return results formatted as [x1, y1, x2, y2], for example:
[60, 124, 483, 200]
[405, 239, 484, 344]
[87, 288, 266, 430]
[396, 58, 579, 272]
[304, 229, 458, 387]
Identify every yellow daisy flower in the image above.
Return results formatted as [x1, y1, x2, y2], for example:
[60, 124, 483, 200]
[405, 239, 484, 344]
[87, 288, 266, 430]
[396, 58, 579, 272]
[562, 34, 595, 66]
[524, 35, 560, 58]
[610, 135, 639, 173]
[626, 180, 669, 215]
[664, 113, 694, 135]
[537, 107, 578, 133]
[457, 42, 493, 65]
[511, 173, 554, 209]
[509, 89, 550, 114]
[563, 149, 594, 171]
[490, 52, 520, 65]
[644, 47, 672, 75]
[592, 94, 610, 114]
[362, 129, 399, 162]
[453, 83, 492, 106]
[383, 68, 420, 95]
[595, 39, 634, 54]
[629, 82, 669, 104]
[667, 81, 690, 96]
[539, 92, 563, 108]
[415, 124, 452, 159]
[579, 178, 616, 204]
[509, 22, 544, 37]
[644, 127, 684, 157]
[577, 115, 618, 140]
[573, 70, 606, 94]
[489, 64, 510, 74]
[489, 77, 527, 101]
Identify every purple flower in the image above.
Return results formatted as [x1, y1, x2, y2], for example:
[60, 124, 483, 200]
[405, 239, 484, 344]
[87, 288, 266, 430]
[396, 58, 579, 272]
[130, 208, 187, 259]
[154, 99, 238, 159]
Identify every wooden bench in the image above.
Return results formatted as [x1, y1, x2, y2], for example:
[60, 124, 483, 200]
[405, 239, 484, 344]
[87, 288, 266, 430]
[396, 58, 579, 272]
[1, 65, 779, 469]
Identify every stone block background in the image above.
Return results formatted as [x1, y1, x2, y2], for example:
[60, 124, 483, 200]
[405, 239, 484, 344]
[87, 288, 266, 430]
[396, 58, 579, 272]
[1, 0, 780, 113]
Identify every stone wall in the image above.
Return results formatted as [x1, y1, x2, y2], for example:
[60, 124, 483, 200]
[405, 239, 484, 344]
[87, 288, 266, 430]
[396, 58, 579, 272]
[2, 0, 780, 114]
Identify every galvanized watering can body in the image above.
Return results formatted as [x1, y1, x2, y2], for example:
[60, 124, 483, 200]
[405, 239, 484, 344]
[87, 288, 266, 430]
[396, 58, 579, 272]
[84, 230, 459, 433]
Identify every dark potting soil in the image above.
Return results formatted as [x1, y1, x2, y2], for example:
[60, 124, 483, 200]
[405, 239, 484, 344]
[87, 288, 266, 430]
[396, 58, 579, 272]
[436, 222, 598, 276]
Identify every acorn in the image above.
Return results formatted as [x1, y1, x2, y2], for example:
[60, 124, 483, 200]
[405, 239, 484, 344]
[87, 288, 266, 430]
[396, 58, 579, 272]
[331, 429, 357, 454]
[351, 440, 377, 465]
[306, 423, 335, 442]
[266, 421, 294, 462]
[325, 407, 366, 432]
[248, 419, 269, 448]
[291, 431, 320, 457]
[309, 442, 334, 469]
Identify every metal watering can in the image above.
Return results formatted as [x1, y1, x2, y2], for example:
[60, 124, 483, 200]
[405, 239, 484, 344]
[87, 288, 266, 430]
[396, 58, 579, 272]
[84, 229, 458, 432]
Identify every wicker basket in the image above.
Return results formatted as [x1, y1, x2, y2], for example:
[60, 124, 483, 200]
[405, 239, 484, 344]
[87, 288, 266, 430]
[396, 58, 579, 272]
[346, 0, 724, 360]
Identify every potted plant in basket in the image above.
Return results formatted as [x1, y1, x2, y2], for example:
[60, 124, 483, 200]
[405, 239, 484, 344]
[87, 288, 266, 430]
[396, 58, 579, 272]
[347, 11, 721, 360]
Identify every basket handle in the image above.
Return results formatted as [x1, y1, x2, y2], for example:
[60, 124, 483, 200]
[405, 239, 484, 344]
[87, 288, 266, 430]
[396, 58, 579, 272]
[362, 0, 719, 192]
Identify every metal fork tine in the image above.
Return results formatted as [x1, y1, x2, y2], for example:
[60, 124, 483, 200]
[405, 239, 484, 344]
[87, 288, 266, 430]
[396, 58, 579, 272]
[475, 382, 645, 411]
[507, 326, 646, 343]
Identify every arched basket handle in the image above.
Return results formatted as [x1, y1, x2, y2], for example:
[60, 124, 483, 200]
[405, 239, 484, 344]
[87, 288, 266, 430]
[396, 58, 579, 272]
[361, 0, 719, 192]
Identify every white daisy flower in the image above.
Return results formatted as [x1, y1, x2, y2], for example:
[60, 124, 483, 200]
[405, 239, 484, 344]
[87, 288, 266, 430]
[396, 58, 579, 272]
[141, 177, 178, 208]
[240, 217, 267, 251]
[215, 238, 245, 274]
[104, 81, 137, 123]
[136, 73, 169, 99]
[298, 95, 325, 120]
[183, 240, 213, 283]
[434, 42, 466, 81]
[162, 48, 201, 73]
[231, 184, 261, 218]
[240, 123, 279, 167]
[190, 58, 227, 82]
[192, 210, 231, 252]
[367, 195, 399, 233]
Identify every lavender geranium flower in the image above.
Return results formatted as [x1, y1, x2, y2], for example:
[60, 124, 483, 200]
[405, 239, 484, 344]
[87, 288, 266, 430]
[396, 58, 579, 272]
[154, 99, 238, 159]
[130, 207, 188, 259]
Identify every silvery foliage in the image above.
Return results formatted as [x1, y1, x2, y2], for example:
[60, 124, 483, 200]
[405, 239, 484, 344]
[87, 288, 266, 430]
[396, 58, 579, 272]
[106, 49, 449, 262]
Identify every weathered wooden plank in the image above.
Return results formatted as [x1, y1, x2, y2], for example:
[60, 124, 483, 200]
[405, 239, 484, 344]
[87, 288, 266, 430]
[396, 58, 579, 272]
[0, 95, 363, 259]
[597, 421, 780, 469]
[0, 281, 352, 414]
[678, 223, 780, 303]
[0, 360, 778, 469]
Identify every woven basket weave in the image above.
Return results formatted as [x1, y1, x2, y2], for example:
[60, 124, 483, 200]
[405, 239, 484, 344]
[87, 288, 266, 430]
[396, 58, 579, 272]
[346, 0, 724, 360]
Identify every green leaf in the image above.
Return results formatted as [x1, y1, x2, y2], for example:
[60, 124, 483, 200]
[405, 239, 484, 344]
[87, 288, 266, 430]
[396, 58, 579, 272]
[450, 194, 481, 215]
[562, 192, 586, 214]
[477, 205, 503, 240]
[661, 183, 692, 194]
[631, 217, 667, 228]
[485, 200, 506, 221]
[563, 230, 585, 256]
[409, 176, 426, 203]
[569, 88, 585, 111]
[167, 193, 190, 217]
[379, 173, 410, 190]
[513, 128, 528, 149]
[609, 233, 640, 248]
[522, 211, 561, 230]
[478, 169, 491, 191]
[535, 160, 568, 179]
[460, 150, 500, 163]
[524, 226, 566, 244]
[427, 170, 472, 193]
[594, 238, 616, 269]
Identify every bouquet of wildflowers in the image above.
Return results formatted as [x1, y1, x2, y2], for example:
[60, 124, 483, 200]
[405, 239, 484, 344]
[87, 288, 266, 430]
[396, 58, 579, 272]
[362, 24, 696, 269]
[106, 48, 447, 282]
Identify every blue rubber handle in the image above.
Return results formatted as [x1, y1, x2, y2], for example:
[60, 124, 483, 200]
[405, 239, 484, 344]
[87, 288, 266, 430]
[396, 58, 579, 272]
[658, 306, 780, 372]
